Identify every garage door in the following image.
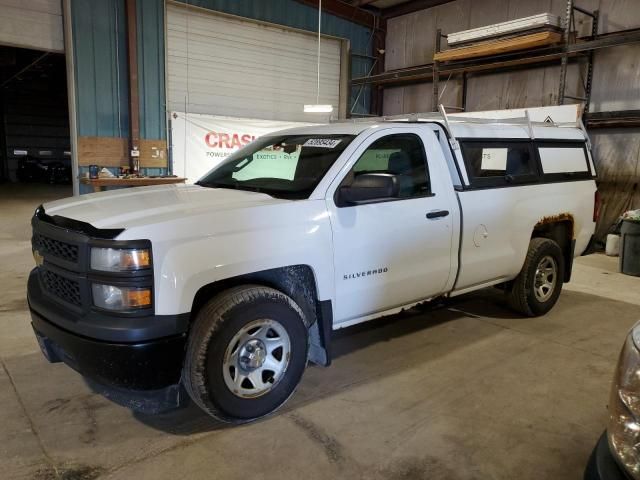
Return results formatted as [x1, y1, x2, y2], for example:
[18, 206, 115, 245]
[0, 0, 63, 52]
[166, 3, 346, 122]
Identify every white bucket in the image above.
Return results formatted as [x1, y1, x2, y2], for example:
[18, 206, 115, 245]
[606, 234, 621, 257]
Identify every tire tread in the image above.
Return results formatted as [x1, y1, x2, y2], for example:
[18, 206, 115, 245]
[507, 237, 563, 317]
[182, 285, 306, 422]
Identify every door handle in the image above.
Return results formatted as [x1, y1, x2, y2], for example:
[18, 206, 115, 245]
[426, 210, 449, 219]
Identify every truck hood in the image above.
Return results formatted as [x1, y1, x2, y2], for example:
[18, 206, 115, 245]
[42, 184, 288, 230]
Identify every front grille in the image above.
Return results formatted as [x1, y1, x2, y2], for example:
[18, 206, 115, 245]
[41, 270, 82, 306]
[34, 234, 79, 263]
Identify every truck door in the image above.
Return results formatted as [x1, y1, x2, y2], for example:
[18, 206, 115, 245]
[327, 128, 456, 325]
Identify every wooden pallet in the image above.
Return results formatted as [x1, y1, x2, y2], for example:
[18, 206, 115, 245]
[434, 31, 562, 62]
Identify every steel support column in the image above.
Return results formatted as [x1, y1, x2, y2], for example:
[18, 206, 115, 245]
[558, 0, 574, 104]
[125, 0, 140, 173]
[62, 0, 79, 195]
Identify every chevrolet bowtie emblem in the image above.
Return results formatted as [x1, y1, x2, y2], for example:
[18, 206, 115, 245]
[33, 249, 44, 267]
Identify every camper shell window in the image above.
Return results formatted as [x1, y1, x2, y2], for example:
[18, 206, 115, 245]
[535, 141, 592, 181]
[460, 140, 539, 188]
[460, 138, 593, 188]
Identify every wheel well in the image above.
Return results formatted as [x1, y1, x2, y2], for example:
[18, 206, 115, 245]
[191, 265, 320, 327]
[190, 265, 333, 367]
[531, 215, 575, 282]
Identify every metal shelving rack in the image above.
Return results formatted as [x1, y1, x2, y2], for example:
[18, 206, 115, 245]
[431, 0, 600, 116]
[352, 1, 640, 127]
[557, 0, 599, 112]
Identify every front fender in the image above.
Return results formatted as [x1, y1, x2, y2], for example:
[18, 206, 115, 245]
[151, 202, 334, 315]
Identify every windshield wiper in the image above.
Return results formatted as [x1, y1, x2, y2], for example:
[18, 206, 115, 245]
[196, 180, 231, 188]
[196, 180, 276, 197]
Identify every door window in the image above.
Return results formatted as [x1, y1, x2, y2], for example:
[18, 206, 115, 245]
[347, 134, 431, 199]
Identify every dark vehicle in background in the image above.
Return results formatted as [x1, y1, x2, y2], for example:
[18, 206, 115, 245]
[585, 321, 640, 479]
[16, 155, 71, 185]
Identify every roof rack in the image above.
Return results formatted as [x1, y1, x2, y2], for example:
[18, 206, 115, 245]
[341, 108, 579, 127]
[336, 104, 582, 146]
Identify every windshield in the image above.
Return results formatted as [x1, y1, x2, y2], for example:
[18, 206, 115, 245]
[197, 134, 355, 199]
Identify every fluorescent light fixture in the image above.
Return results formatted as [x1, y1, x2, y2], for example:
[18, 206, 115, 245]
[304, 104, 333, 113]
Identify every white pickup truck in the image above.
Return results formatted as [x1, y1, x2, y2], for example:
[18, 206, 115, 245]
[28, 113, 598, 422]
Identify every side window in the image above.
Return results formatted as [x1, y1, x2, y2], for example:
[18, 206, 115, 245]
[350, 134, 430, 199]
[461, 141, 538, 187]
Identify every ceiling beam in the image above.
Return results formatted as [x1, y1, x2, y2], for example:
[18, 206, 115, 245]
[293, 0, 380, 30]
[383, 0, 454, 19]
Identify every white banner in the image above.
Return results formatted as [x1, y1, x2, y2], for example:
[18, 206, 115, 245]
[170, 112, 314, 183]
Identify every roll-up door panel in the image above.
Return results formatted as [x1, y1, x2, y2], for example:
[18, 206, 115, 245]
[166, 3, 343, 122]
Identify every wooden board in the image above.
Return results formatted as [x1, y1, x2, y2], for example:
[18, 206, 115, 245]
[78, 136, 127, 167]
[139, 139, 168, 168]
[78, 136, 168, 168]
[434, 31, 562, 62]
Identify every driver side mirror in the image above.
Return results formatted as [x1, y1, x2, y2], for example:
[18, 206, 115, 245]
[337, 173, 399, 206]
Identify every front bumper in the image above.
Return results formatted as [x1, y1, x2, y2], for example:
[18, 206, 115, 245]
[584, 432, 629, 480]
[31, 309, 186, 390]
[28, 267, 189, 394]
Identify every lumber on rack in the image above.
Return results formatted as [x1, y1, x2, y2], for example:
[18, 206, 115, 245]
[434, 31, 562, 62]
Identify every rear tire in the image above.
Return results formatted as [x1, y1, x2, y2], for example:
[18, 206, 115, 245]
[507, 237, 565, 317]
[183, 285, 308, 423]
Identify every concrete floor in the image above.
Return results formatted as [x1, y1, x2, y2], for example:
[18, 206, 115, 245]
[1, 184, 639, 480]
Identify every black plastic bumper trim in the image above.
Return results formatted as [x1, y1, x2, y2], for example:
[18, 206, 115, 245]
[31, 309, 186, 390]
[565, 238, 577, 282]
[35, 205, 124, 240]
[28, 268, 189, 343]
[584, 432, 629, 480]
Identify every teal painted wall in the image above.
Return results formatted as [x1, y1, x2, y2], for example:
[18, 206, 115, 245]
[71, 0, 166, 140]
[137, 0, 166, 140]
[71, 0, 129, 137]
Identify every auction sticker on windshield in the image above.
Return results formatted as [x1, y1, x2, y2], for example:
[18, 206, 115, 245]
[303, 138, 342, 148]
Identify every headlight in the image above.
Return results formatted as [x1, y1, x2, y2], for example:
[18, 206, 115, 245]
[90, 247, 151, 272]
[608, 322, 640, 479]
[92, 284, 152, 311]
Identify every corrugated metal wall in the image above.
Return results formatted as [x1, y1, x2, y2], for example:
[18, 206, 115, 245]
[382, 0, 640, 239]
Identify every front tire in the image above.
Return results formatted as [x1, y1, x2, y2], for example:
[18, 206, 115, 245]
[507, 237, 565, 317]
[183, 285, 309, 423]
